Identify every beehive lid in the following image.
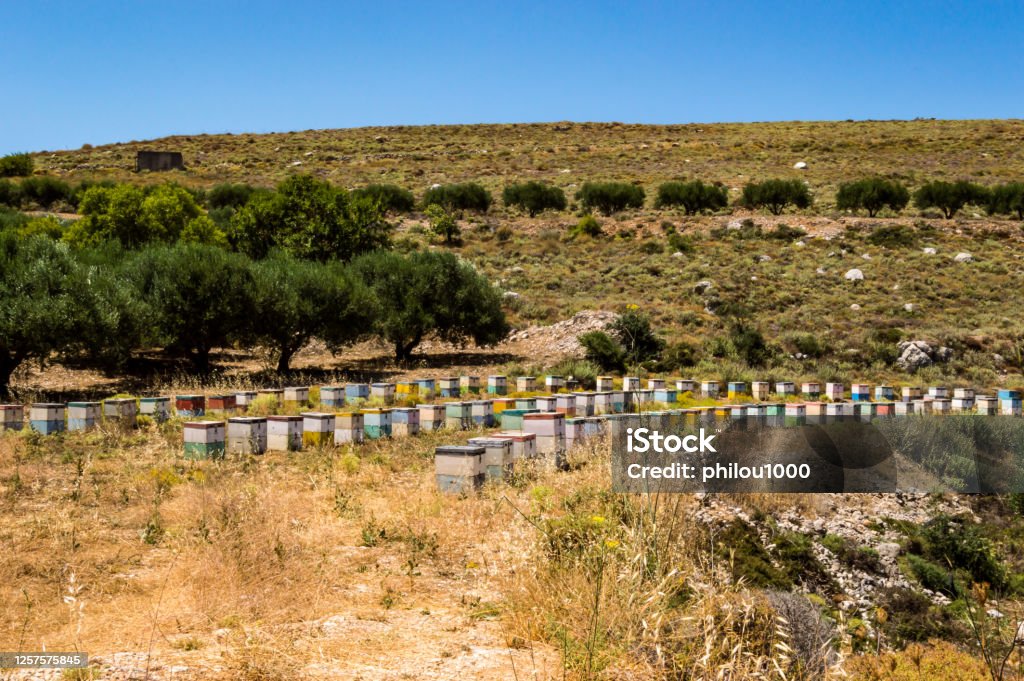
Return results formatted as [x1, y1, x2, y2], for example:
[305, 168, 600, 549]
[267, 415, 303, 421]
[435, 445, 485, 455]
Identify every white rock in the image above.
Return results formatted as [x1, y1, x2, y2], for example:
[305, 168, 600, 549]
[904, 303, 915, 312]
[862, 253, 872, 260]
[816, 267, 827, 275]
[794, 240, 806, 247]
[694, 280, 714, 294]
[756, 254, 772, 262]
[727, 220, 743, 230]
[289, 160, 303, 167]
[844, 268, 865, 282]
[672, 251, 684, 258]
[954, 252, 973, 263]
[923, 247, 937, 254]
[794, 161, 808, 170]
[850, 304, 861, 310]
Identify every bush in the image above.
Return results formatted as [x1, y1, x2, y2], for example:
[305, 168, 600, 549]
[986, 182, 1024, 220]
[422, 182, 492, 213]
[68, 183, 202, 248]
[666, 231, 694, 253]
[206, 183, 256, 209]
[425, 204, 460, 244]
[609, 308, 665, 366]
[575, 182, 645, 215]
[570, 214, 602, 238]
[0, 179, 20, 207]
[495, 225, 513, 242]
[0, 153, 33, 178]
[835, 178, 910, 217]
[906, 554, 954, 595]
[658, 341, 699, 371]
[654, 180, 728, 214]
[18, 176, 73, 209]
[729, 322, 771, 367]
[767, 223, 806, 241]
[865, 224, 917, 248]
[502, 181, 567, 216]
[351, 183, 416, 213]
[740, 179, 812, 215]
[578, 331, 626, 372]
[914, 180, 987, 219]
[639, 240, 662, 254]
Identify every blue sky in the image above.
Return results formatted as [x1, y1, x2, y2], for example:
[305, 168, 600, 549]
[2, 0, 1022, 154]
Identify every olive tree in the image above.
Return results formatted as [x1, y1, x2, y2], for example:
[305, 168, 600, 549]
[914, 180, 988, 219]
[835, 178, 910, 217]
[502, 181, 567, 216]
[575, 182, 645, 215]
[654, 180, 728, 214]
[740, 179, 812, 215]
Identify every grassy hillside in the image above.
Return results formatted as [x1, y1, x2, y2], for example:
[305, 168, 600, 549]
[33, 119, 1024, 200]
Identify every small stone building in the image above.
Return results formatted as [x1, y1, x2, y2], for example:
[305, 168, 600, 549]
[136, 150, 184, 172]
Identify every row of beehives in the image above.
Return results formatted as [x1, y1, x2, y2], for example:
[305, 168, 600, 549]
[2, 380, 1022, 438]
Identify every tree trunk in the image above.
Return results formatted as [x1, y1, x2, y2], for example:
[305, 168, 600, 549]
[276, 346, 295, 373]
[0, 357, 16, 402]
[192, 346, 212, 374]
[393, 334, 423, 363]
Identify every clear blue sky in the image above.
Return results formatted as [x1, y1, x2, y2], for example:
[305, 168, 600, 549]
[2, 0, 1022, 155]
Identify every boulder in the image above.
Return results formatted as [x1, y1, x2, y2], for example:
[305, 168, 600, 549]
[923, 247, 937, 255]
[844, 268, 865, 282]
[794, 161, 808, 170]
[896, 340, 935, 372]
[694, 280, 713, 294]
[954, 252, 973, 263]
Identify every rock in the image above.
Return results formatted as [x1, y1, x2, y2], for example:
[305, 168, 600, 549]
[954, 252, 973, 263]
[509, 266, 525, 274]
[896, 340, 934, 372]
[794, 161, 808, 170]
[862, 253, 872, 260]
[994, 353, 1006, 365]
[904, 303, 915, 312]
[671, 251, 684, 258]
[923, 247, 937, 254]
[844, 268, 865, 282]
[850, 304, 861, 310]
[289, 160, 303, 167]
[876, 543, 901, 561]
[794, 240, 806, 247]
[816, 267, 827, 275]
[756, 254, 772, 262]
[503, 291, 521, 301]
[694, 280, 713, 294]
[727, 220, 743, 230]
[935, 346, 954, 362]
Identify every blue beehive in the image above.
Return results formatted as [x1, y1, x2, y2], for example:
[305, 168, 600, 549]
[320, 386, 345, 409]
[653, 388, 677, 404]
[345, 383, 370, 405]
[415, 378, 436, 397]
[67, 402, 101, 431]
[361, 408, 393, 439]
[30, 403, 65, 435]
[487, 375, 508, 396]
[438, 377, 460, 398]
[874, 385, 895, 401]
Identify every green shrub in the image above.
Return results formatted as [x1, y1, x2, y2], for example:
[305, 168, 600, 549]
[206, 183, 255, 209]
[836, 178, 910, 216]
[729, 322, 772, 367]
[502, 181, 566, 216]
[425, 204, 460, 244]
[571, 214, 603, 238]
[666, 231, 694, 253]
[658, 341, 699, 371]
[351, 183, 416, 213]
[0, 153, 33, 178]
[986, 183, 1024, 220]
[19, 176, 73, 209]
[654, 180, 728, 214]
[495, 225, 513, 242]
[578, 331, 626, 372]
[0, 179, 20, 207]
[907, 554, 955, 595]
[740, 179, 812, 215]
[767, 223, 807, 241]
[639, 239, 662, 254]
[422, 182, 492, 213]
[609, 309, 665, 366]
[914, 180, 988, 219]
[865, 224, 917, 248]
[68, 183, 202, 248]
[575, 182, 645, 215]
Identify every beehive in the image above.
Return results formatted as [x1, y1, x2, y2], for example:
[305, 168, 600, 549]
[283, 386, 310, 409]
[515, 397, 537, 410]
[913, 400, 934, 415]
[103, 398, 137, 426]
[319, 386, 345, 408]
[806, 402, 826, 423]
[700, 381, 720, 398]
[554, 394, 576, 418]
[572, 392, 596, 417]
[565, 418, 586, 451]
[470, 400, 495, 427]
[460, 376, 481, 395]
[609, 390, 626, 414]
[931, 399, 951, 415]
[68, 402, 101, 431]
[435, 445, 485, 494]
[801, 383, 821, 400]
[775, 382, 796, 397]
[391, 407, 420, 437]
[361, 408, 393, 439]
[727, 382, 747, 400]
[653, 388, 677, 404]
[544, 375, 565, 393]
[623, 377, 641, 392]
[952, 389, 975, 412]
[751, 381, 770, 401]
[497, 408, 538, 431]
[227, 417, 267, 455]
[825, 383, 844, 401]
[30, 403, 65, 434]
[522, 412, 566, 455]
[206, 394, 236, 416]
[267, 415, 303, 451]
[417, 404, 445, 432]
[593, 392, 614, 415]
[395, 381, 418, 398]
[675, 379, 697, 394]
[516, 376, 536, 393]
[183, 421, 226, 460]
[894, 401, 915, 416]
[536, 396, 557, 412]
[566, 378, 581, 392]
[784, 403, 806, 426]
[901, 386, 922, 403]
[875, 402, 895, 417]
[467, 437, 514, 480]
[416, 378, 436, 397]
[140, 396, 171, 422]
[595, 376, 614, 392]
[301, 412, 336, 447]
[999, 390, 1022, 416]
[258, 388, 284, 405]
[764, 403, 785, 426]
[874, 385, 895, 401]
[928, 386, 949, 399]
[824, 402, 844, 420]
[855, 402, 876, 421]
[370, 383, 396, 404]
[976, 397, 998, 416]
[0, 404, 24, 431]
[438, 377, 460, 398]
[334, 412, 365, 444]
[583, 417, 604, 437]
[647, 378, 666, 390]
[487, 375, 508, 396]
[445, 402, 472, 430]
[851, 384, 871, 402]
[492, 398, 516, 425]
[176, 395, 205, 418]
[344, 383, 369, 406]
[493, 431, 537, 460]
[234, 391, 258, 411]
